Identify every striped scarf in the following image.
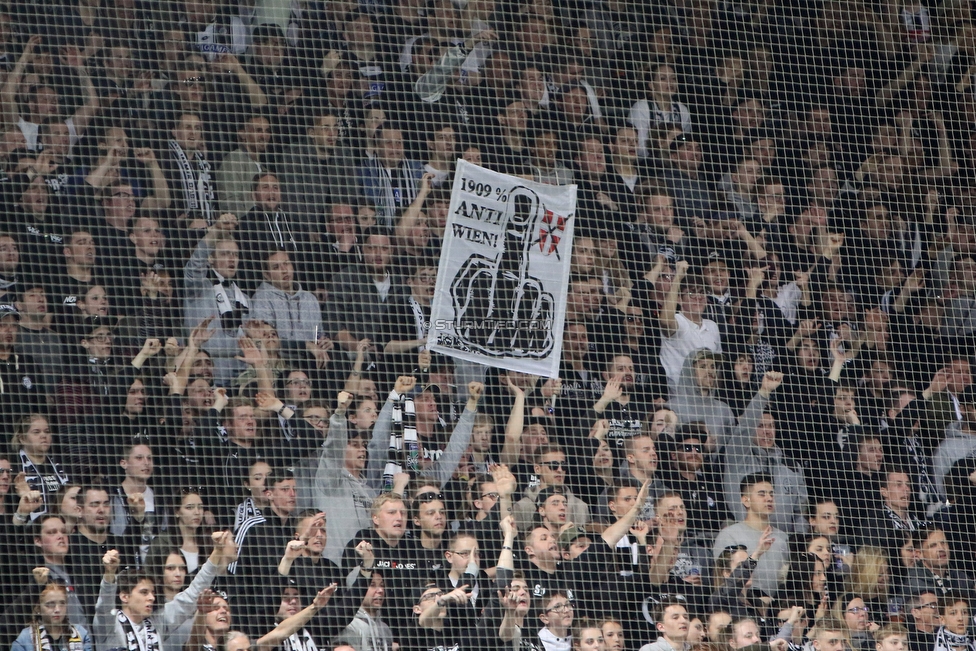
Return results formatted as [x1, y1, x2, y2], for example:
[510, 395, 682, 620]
[383, 394, 419, 489]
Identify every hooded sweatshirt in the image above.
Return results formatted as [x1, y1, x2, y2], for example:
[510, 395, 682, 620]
[249, 280, 323, 343]
[722, 391, 809, 534]
[668, 351, 736, 448]
[333, 608, 394, 651]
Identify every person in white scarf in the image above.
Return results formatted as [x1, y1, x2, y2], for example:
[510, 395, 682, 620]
[92, 532, 238, 651]
[12, 582, 92, 651]
[184, 216, 250, 386]
[934, 594, 976, 651]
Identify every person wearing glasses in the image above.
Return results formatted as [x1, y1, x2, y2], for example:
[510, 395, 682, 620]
[907, 592, 940, 651]
[405, 582, 475, 651]
[537, 591, 575, 651]
[436, 532, 482, 606]
[831, 594, 879, 651]
[663, 425, 730, 541]
[513, 445, 590, 535]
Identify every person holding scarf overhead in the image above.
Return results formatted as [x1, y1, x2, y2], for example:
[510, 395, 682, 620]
[184, 215, 250, 387]
[92, 532, 238, 651]
[12, 580, 93, 651]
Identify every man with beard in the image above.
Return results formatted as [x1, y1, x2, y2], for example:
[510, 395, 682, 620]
[69, 485, 136, 615]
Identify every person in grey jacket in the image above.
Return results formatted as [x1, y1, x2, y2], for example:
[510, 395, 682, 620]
[307, 391, 383, 564]
[92, 532, 237, 651]
[364, 375, 483, 492]
[333, 574, 394, 651]
[723, 371, 809, 534]
[669, 350, 737, 449]
[183, 216, 248, 387]
[307, 377, 481, 562]
[249, 249, 322, 344]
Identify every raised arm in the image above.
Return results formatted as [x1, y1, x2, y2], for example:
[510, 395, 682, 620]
[2, 36, 40, 127]
[211, 54, 267, 108]
[660, 259, 688, 336]
[314, 392, 352, 492]
[365, 376, 415, 488]
[134, 147, 172, 210]
[499, 377, 525, 467]
[736, 372, 781, 436]
[602, 479, 651, 547]
[64, 47, 99, 135]
[255, 586, 339, 651]
[396, 172, 433, 243]
[424, 382, 483, 486]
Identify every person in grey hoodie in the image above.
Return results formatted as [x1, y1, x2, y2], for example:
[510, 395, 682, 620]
[722, 371, 809, 534]
[92, 531, 237, 651]
[308, 378, 481, 562]
[668, 349, 736, 449]
[249, 249, 322, 344]
[333, 573, 394, 651]
[307, 391, 383, 564]
[183, 216, 248, 387]
[364, 376, 482, 493]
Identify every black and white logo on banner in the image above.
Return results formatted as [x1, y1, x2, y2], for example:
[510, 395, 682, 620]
[428, 160, 576, 378]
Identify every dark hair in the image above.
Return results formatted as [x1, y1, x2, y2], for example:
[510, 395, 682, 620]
[118, 570, 156, 596]
[740, 472, 773, 495]
[652, 596, 688, 626]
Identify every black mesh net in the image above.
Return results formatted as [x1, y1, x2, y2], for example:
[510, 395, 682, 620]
[0, 3, 972, 651]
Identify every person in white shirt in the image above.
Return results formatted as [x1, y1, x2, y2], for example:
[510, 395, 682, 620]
[660, 260, 721, 389]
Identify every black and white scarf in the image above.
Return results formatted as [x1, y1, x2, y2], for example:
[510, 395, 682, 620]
[883, 504, 920, 532]
[233, 497, 263, 533]
[211, 269, 249, 331]
[383, 394, 418, 489]
[168, 139, 214, 225]
[408, 297, 428, 342]
[117, 609, 160, 651]
[282, 629, 319, 651]
[32, 623, 84, 651]
[20, 450, 69, 519]
[934, 627, 975, 651]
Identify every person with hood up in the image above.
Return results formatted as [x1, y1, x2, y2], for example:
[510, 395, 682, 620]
[668, 349, 736, 449]
[721, 370, 809, 534]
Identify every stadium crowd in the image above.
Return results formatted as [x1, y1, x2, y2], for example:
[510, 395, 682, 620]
[0, 3, 976, 651]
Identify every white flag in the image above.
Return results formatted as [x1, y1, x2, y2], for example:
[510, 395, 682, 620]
[427, 160, 577, 378]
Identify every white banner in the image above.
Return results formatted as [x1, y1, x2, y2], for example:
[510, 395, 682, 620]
[427, 160, 577, 378]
